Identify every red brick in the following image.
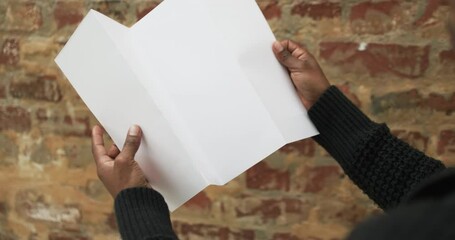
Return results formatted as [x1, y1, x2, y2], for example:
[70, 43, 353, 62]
[392, 130, 429, 152]
[246, 161, 290, 191]
[3, 1, 42, 31]
[236, 197, 308, 223]
[280, 139, 316, 157]
[35, 109, 91, 137]
[449, 20, 455, 48]
[273, 233, 301, 240]
[48, 232, 89, 240]
[440, 49, 455, 63]
[336, 83, 362, 107]
[36, 108, 50, 122]
[0, 84, 6, 99]
[85, 179, 106, 200]
[92, 1, 128, 23]
[372, 89, 455, 114]
[438, 130, 455, 155]
[65, 142, 93, 168]
[10, 75, 62, 102]
[439, 49, 455, 74]
[319, 42, 430, 78]
[0, 231, 17, 240]
[350, 0, 401, 34]
[137, 2, 160, 21]
[67, 116, 91, 137]
[0, 39, 20, 66]
[106, 212, 117, 230]
[0, 106, 31, 132]
[30, 140, 54, 165]
[0, 202, 6, 215]
[291, 2, 341, 19]
[304, 166, 341, 193]
[0, 2, 5, 22]
[173, 221, 255, 240]
[236, 199, 281, 220]
[259, 1, 281, 20]
[332, 203, 370, 225]
[54, 1, 84, 29]
[184, 191, 211, 209]
[414, 0, 448, 26]
[426, 93, 455, 113]
[0, 134, 18, 166]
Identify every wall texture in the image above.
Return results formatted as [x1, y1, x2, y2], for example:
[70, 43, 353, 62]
[0, 0, 454, 239]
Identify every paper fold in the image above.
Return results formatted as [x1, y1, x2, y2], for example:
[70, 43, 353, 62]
[55, 0, 318, 211]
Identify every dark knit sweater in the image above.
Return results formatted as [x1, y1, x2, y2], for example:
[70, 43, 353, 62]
[114, 86, 453, 240]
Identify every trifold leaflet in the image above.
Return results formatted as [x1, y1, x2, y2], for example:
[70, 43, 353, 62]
[55, 0, 318, 211]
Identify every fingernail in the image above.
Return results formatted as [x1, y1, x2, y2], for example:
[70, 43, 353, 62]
[273, 41, 284, 52]
[92, 125, 101, 135]
[128, 125, 140, 136]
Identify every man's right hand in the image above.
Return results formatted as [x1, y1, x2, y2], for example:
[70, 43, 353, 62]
[273, 40, 330, 109]
[91, 125, 149, 198]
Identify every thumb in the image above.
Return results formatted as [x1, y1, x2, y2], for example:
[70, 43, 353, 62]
[117, 125, 142, 165]
[273, 41, 304, 70]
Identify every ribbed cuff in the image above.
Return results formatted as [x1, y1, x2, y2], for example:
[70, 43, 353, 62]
[114, 188, 177, 240]
[308, 86, 379, 168]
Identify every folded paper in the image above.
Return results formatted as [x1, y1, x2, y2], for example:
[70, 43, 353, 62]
[55, 0, 318, 211]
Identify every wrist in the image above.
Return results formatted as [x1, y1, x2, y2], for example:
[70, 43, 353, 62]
[299, 83, 330, 109]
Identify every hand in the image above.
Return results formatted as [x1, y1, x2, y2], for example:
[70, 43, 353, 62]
[273, 40, 330, 109]
[91, 125, 149, 198]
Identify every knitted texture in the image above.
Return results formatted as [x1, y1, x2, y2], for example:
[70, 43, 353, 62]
[114, 187, 178, 240]
[309, 86, 446, 210]
[114, 86, 449, 239]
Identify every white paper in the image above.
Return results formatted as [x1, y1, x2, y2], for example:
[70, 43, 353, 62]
[55, 0, 318, 211]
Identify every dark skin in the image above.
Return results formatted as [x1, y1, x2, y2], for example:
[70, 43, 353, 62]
[92, 5, 455, 198]
[272, 40, 329, 109]
[92, 125, 148, 197]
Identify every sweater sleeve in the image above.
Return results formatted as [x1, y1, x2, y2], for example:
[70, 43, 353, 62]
[308, 86, 446, 210]
[114, 187, 178, 240]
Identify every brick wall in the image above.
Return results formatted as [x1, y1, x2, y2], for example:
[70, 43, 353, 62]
[0, 0, 454, 239]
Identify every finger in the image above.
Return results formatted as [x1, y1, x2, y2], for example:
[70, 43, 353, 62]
[91, 125, 108, 165]
[116, 125, 142, 165]
[281, 39, 303, 53]
[285, 41, 311, 60]
[273, 41, 304, 70]
[142, 178, 152, 188]
[107, 144, 120, 159]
